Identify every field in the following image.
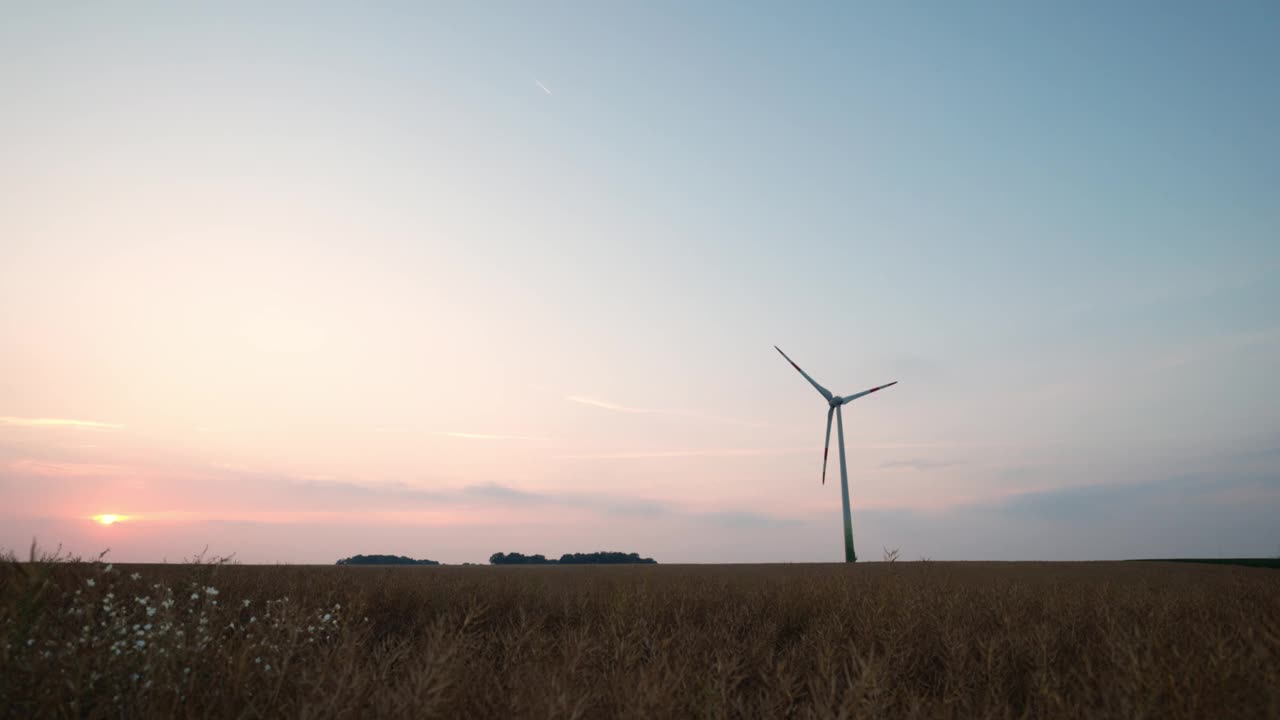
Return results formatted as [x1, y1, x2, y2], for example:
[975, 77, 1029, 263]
[3, 558, 1278, 719]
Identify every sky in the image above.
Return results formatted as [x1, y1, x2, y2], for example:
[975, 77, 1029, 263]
[2, 2, 1278, 563]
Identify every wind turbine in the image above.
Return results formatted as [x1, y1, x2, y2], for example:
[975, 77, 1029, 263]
[775, 346, 896, 563]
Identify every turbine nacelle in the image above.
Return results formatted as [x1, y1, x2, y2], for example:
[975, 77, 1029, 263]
[828, 396, 845, 408]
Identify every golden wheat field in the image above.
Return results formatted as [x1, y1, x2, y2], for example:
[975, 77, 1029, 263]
[3, 556, 1278, 719]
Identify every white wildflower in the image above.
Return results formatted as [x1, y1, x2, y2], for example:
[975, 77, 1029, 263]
[86, 579, 96, 587]
[204, 587, 219, 596]
[130, 572, 141, 581]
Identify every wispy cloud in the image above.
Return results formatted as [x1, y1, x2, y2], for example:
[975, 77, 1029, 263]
[0, 417, 122, 430]
[565, 395, 766, 427]
[556, 447, 814, 460]
[234, 476, 795, 526]
[566, 396, 644, 413]
[880, 459, 960, 472]
[533, 76, 553, 96]
[429, 431, 545, 441]
[703, 510, 802, 529]
[557, 442, 994, 460]
[8, 459, 133, 477]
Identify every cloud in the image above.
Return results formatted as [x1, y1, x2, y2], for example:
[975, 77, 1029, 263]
[701, 511, 802, 529]
[428, 431, 545, 441]
[993, 469, 1280, 522]
[556, 447, 813, 460]
[880, 459, 960, 472]
[0, 417, 123, 430]
[462, 482, 544, 503]
[565, 395, 766, 427]
[221, 474, 792, 527]
[294, 478, 449, 504]
[459, 482, 668, 516]
[565, 396, 652, 413]
[7, 459, 133, 477]
[557, 443, 994, 460]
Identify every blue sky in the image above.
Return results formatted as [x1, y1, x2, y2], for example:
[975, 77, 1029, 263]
[1, 2, 1277, 562]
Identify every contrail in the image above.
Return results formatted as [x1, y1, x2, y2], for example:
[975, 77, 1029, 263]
[534, 77, 553, 96]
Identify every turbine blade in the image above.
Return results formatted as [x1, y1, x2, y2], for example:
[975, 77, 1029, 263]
[822, 406, 834, 484]
[840, 381, 898, 404]
[774, 346, 833, 401]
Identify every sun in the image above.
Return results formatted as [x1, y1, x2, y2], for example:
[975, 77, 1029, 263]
[92, 514, 129, 526]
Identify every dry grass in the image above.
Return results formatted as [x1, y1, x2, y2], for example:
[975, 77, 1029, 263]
[3, 553, 1278, 719]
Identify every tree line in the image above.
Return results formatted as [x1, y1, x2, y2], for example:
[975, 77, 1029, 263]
[335, 554, 440, 566]
[335, 552, 657, 566]
[489, 551, 657, 565]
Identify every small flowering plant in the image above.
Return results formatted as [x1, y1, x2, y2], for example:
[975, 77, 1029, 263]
[1, 545, 356, 716]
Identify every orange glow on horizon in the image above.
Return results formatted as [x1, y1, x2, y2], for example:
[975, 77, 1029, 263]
[91, 514, 130, 526]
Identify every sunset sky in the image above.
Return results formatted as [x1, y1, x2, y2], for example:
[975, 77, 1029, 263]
[2, 3, 1278, 563]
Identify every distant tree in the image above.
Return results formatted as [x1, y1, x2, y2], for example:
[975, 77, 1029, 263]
[558, 551, 656, 565]
[488, 551, 656, 565]
[336, 554, 440, 566]
[489, 552, 554, 565]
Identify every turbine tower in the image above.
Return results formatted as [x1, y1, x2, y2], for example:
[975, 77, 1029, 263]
[775, 346, 896, 563]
